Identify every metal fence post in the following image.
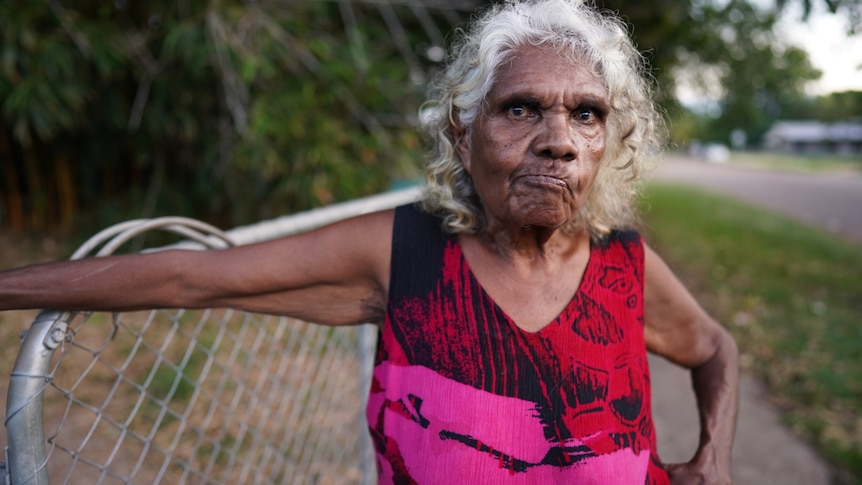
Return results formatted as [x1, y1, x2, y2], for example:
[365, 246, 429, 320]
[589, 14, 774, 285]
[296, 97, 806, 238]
[5, 310, 69, 485]
[357, 323, 378, 485]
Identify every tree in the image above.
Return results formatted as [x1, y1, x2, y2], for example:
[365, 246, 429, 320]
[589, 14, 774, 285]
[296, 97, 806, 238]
[689, 1, 821, 144]
[0, 0, 470, 235]
[776, 0, 862, 34]
[601, 0, 826, 147]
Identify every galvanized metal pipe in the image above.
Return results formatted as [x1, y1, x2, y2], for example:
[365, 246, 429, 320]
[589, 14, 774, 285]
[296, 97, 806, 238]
[5, 310, 70, 485]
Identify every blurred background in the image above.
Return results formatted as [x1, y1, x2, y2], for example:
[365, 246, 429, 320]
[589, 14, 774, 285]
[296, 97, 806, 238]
[0, 0, 859, 237]
[0, 0, 860, 483]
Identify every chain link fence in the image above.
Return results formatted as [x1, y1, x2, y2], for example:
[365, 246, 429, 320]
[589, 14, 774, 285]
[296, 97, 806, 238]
[3, 188, 422, 485]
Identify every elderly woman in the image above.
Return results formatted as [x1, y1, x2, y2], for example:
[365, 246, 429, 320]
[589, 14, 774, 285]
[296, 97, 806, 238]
[0, 0, 738, 483]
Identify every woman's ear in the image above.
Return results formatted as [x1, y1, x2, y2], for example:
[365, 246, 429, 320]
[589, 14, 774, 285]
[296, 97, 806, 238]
[450, 117, 472, 174]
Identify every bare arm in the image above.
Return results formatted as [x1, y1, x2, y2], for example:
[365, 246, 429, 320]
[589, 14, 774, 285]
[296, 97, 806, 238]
[0, 210, 394, 326]
[643, 244, 739, 485]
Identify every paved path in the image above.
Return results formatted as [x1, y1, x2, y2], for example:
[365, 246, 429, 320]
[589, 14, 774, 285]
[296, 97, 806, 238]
[650, 356, 833, 484]
[647, 156, 851, 484]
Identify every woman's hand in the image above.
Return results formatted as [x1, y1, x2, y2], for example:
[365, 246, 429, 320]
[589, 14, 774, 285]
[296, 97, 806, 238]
[665, 457, 732, 485]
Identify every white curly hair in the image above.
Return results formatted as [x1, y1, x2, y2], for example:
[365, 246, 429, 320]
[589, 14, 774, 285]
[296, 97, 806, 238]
[419, 0, 664, 240]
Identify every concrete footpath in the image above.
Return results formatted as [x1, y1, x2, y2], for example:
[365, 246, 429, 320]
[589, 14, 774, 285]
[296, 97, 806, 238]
[648, 157, 842, 484]
[650, 355, 832, 484]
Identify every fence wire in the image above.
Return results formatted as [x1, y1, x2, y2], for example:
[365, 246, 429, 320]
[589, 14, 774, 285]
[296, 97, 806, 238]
[4, 187, 422, 485]
[39, 310, 376, 485]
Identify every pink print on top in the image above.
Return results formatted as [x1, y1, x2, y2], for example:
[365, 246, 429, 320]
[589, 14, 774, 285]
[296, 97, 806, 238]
[368, 362, 650, 484]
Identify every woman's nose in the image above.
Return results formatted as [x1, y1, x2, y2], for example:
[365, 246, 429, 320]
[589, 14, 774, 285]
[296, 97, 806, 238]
[532, 114, 577, 161]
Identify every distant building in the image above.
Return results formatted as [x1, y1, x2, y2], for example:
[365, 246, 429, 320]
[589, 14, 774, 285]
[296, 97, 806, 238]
[763, 120, 862, 157]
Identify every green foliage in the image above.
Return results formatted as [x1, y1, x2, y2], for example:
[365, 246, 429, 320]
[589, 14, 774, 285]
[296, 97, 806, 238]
[604, 0, 827, 146]
[775, 0, 862, 34]
[641, 183, 862, 483]
[666, 106, 713, 149]
[782, 90, 862, 122]
[0, 0, 451, 236]
[670, 88, 862, 148]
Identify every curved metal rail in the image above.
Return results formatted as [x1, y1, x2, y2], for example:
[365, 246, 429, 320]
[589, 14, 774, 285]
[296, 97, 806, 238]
[4, 218, 235, 485]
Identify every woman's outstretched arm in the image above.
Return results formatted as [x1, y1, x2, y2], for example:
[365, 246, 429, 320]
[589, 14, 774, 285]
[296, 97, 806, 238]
[0, 210, 394, 326]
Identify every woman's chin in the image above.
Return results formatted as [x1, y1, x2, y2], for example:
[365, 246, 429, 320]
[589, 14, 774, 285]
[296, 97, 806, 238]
[517, 209, 576, 230]
[502, 194, 581, 229]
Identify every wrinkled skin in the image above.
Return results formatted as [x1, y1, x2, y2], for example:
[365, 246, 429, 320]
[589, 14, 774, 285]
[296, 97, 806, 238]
[455, 45, 609, 235]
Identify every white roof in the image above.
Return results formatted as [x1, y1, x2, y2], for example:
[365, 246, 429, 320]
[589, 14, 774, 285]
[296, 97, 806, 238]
[765, 120, 862, 143]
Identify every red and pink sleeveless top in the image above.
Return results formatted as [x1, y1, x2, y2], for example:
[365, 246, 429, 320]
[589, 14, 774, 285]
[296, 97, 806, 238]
[367, 204, 669, 484]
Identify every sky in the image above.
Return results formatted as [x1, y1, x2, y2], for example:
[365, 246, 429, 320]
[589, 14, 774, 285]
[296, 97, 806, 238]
[777, 3, 862, 95]
[675, 3, 861, 107]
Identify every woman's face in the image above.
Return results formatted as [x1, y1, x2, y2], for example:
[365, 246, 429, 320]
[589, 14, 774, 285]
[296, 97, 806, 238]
[457, 45, 609, 231]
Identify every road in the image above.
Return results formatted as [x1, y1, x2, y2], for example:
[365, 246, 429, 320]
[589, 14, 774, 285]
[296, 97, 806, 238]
[647, 156, 860, 484]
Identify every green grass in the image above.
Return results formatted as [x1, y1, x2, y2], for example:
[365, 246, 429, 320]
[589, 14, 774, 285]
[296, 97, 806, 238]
[136, 318, 218, 429]
[640, 182, 862, 484]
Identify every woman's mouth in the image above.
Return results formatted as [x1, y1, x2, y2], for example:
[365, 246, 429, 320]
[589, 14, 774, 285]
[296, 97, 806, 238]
[518, 174, 570, 192]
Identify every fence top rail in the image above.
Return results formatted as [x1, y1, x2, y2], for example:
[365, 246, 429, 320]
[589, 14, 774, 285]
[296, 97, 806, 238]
[171, 185, 424, 249]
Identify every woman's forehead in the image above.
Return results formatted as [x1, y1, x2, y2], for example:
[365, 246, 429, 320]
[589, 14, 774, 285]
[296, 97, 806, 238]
[489, 45, 607, 101]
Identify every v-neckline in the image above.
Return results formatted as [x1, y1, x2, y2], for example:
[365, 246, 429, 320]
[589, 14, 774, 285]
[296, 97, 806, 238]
[454, 237, 594, 335]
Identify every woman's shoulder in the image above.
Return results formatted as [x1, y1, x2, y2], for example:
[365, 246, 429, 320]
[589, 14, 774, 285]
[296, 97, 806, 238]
[393, 203, 452, 240]
[594, 228, 643, 248]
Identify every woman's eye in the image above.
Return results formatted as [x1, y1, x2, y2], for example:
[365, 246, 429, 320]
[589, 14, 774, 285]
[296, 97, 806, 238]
[576, 109, 595, 122]
[508, 105, 530, 117]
